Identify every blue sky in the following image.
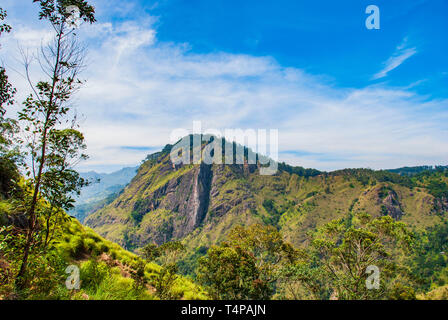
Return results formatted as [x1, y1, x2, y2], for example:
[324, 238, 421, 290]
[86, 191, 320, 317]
[1, 0, 447, 172]
[105, 0, 448, 96]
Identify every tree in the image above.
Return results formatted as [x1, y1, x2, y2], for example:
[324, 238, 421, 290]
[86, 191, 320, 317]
[141, 243, 160, 262]
[40, 127, 88, 249]
[300, 212, 415, 299]
[0, 63, 15, 114]
[197, 244, 270, 300]
[0, 8, 11, 37]
[226, 224, 297, 289]
[157, 241, 185, 265]
[276, 258, 328, 300]
[0, 7, 20, 199]
[130, 260, 146, 291]
[197, 224, 294, 300]
[141, 241, 185, 299]
[141, 241, 185, 266]
[15, 0, 95, 289]
[409, 220, 448, 290]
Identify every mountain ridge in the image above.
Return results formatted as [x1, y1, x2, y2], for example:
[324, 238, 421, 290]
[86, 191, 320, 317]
[84, 137, 448, 257]
[71, 166, 138, 222]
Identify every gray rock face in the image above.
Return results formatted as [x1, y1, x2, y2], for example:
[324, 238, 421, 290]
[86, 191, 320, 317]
[432, 197, 448, 215]
[107, 159, 215, 246]
[157, 162, 213, 239]
[380, 189, 404, 220]
[185, 162, 213, 233]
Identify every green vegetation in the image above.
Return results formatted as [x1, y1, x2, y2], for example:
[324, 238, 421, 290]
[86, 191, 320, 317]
[262, 199, 282, 226]
[306, 213, 415, 299]
[388, 165, 448, 177]
[141, 241, 207, 300]
[277, 162, 321, 178]
[195, 219, 420, 300]
[1, 1, 448, 301]
[197, 244, 268, 299]
[82, 141, 448, 300]
[0, 1, 204, 301]
[131, 198, 152, 224]
[196, 224, 296, 300]
[426, 180, 448, 199]
[409, 220, 448, 290]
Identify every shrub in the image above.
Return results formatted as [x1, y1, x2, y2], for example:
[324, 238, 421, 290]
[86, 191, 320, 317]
[87, 274, 154, 300]
[69, 236, 86, 258]
[80, 259, 109, 290]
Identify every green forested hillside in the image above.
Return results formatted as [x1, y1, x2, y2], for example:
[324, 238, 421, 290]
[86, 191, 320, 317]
[86, 142, 447, 250]
[83, 139, 448, 298]
[0, 180, 206, 300]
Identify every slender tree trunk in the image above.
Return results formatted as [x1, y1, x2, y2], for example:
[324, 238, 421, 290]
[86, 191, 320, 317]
[43, 211, 51, 250]
[15, 116, 51, 290]
[15, 27, 63, 290]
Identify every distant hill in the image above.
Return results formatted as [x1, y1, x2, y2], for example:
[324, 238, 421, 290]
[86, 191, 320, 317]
[70, 166, 138, 222]
[387, 165, 448, 176]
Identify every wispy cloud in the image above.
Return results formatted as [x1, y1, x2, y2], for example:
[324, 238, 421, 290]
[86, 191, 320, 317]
[2, 9, 447, 173]
[373, 38, 417, 80]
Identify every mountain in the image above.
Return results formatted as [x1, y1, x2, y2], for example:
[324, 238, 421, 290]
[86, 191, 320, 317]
[70, 166, 138, 222]
[85, 136, 448, 257]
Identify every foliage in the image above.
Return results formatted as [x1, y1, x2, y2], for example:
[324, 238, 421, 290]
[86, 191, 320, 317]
[409, 220, 448, 289]
[331, 168, 415, 188]
[141, 241, 187, 299]
[80, 257, 109, 290]
[13, 0, 96, 288]
[388, 166, 442, 176]
[261, 199, 281, 226]
[130, 260, 146, 290]
[78, 258, 152, 300]
[426, 180, 448, 199]
[33, 0, 95, 25]
[226, 224, 296, 285]
[419, 285, 448, 300]
[0, 8, 12, 36]
[1, 1, 448, 300]
[0, 224, 71, 299]
[130, 198, 151, 224]
[0, 7, 14, 110]
[0, 7, 20, 200]
[0, 67, 15, 113]
[151, 262, 181, 299]
[177, 245, 208, 277]
[276, 259, 328, 299]
[304, 212, 415, 299]
[197, 224, 295, 300]
[278, 162, 321, 177]
[197, 244, 270, 300]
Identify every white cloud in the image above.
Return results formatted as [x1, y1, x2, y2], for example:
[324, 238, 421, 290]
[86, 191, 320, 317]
[373, 38, 417, 80]
[2, 16, 447, 173]
[7, 25, 53, 48]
